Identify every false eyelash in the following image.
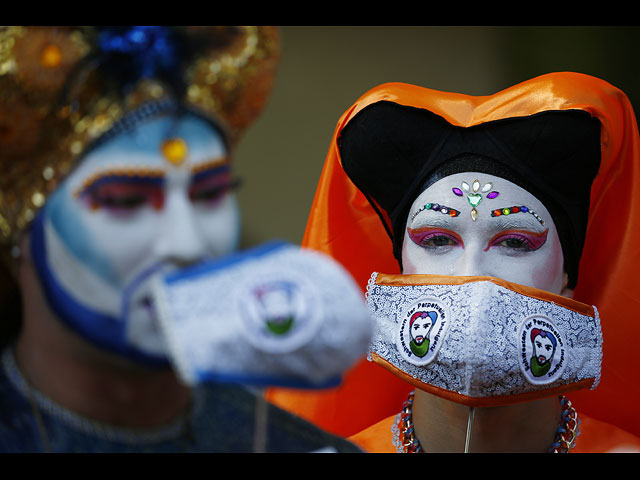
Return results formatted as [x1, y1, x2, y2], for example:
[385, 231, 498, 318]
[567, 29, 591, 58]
[407, 227, 464, 248]
[486, 229, 549, 252]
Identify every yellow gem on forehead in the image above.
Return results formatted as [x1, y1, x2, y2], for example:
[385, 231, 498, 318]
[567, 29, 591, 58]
[161, 138, 188, 166]
[40, 43, 62, 68]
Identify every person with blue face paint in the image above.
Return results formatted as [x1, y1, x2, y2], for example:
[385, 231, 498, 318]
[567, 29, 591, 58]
[0, 26, 362, 453]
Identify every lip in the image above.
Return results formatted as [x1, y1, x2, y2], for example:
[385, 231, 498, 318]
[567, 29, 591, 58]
[124, 267, 166, 326]
[131, 293, 160, 326]
[140, 295, 155, 313]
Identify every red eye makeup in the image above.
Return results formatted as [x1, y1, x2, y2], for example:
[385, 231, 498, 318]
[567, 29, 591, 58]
[407, 227, 464, 249]
[75, 159, 240, 214]
[76, 168, 165, 213]
[189, 162, 240, 206]
[485, 229, 549, 252]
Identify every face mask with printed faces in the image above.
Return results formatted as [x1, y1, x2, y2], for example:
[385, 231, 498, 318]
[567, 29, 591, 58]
[365, 272, 602, 407]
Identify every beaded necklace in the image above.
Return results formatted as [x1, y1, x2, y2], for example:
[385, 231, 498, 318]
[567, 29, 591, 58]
[397, 390, 580, 453]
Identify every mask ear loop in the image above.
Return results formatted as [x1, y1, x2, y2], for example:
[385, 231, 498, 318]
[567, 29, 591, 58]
[464, 406, 475, 453]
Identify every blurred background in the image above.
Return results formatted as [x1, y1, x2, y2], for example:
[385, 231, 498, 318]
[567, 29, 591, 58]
[234, 26, 640, 247]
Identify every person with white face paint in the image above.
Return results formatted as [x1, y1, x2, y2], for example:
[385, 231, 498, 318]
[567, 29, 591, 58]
[266, 73, 640, 453]
[0, 26, 363, 452]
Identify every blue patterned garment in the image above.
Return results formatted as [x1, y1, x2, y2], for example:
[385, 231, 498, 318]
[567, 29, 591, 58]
[0, 349, 361, 453]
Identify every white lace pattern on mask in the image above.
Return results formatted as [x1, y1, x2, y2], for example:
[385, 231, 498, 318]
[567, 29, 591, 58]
[153, 246, 372, 388]
[366, 273, 602, 399]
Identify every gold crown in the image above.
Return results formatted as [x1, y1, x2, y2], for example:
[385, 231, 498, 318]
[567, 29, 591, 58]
[0, 26, 280, 265]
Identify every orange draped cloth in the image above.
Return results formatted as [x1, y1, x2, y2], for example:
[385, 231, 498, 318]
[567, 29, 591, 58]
[266, 72, 640, 444]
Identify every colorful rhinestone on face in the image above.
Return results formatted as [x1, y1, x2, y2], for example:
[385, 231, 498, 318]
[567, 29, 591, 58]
[454, 179, 500, 221]
[411, 202, 461, 222]
[491, 205, 545, 226]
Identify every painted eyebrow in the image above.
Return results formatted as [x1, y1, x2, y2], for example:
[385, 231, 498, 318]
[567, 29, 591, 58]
[74, 167, 165, 197]
[409, 213, 459, 230]
[74, 156, 232, 197]
[489, 214, 546, 234]
[190, 156, 231, 180]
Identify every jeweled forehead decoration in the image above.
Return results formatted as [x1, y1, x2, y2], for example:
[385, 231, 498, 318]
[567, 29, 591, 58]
[161, 137, 188, 166]
[411, 202, 460, 222]
[452, 179, 500, 221]
[491, 205, 545, 226]
[0, 26, 280, 267]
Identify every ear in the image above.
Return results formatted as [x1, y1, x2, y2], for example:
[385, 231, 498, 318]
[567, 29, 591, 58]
[560, 272, 574, 299]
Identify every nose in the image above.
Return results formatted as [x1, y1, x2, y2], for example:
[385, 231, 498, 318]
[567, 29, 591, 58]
[152, 187, 207, 265]
[452, 244, 491, 277]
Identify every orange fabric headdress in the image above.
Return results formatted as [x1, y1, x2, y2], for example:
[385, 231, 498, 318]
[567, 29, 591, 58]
[267, 72, 640, 439]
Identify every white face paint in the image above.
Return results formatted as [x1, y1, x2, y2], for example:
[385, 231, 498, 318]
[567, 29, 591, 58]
[39, 113, 241, 359]
[402, 172, 566, 294]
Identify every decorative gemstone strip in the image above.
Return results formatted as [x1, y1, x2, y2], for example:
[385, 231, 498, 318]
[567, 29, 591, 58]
[491, 205, 545, 226]
[411, 202, 460, 222]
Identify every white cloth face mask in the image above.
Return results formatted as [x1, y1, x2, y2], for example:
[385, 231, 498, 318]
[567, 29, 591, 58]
[151, 242, 373, 389]
[366, 272, 602, 407]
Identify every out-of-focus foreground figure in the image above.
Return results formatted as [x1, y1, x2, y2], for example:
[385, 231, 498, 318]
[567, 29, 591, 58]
[0, 26, 362, 453]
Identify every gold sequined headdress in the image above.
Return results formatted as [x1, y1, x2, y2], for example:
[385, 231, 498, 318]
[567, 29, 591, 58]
[0, 26, 279, 266]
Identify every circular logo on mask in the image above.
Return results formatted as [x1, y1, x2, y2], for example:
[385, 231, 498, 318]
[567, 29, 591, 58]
[397, 297, 449, 366]
[238, 270, 322, 354]
[518, 315, 567, 385]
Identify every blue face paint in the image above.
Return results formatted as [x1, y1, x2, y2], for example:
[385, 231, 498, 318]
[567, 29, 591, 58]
[30, 207, 168, 365]
[45, 183, 121, 288]
[30, 112, 240, 365]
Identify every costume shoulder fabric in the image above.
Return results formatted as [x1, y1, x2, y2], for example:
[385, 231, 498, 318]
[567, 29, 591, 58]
[0, 348, 361, 453]
[265, 72, 640, 440]
[348, 414, 398, 453]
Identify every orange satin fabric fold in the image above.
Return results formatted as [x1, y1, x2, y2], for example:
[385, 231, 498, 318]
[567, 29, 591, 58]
[266, 72, 640, 439]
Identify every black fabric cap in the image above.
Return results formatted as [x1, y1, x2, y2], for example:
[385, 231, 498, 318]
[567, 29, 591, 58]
[338, 101, 602, 288]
